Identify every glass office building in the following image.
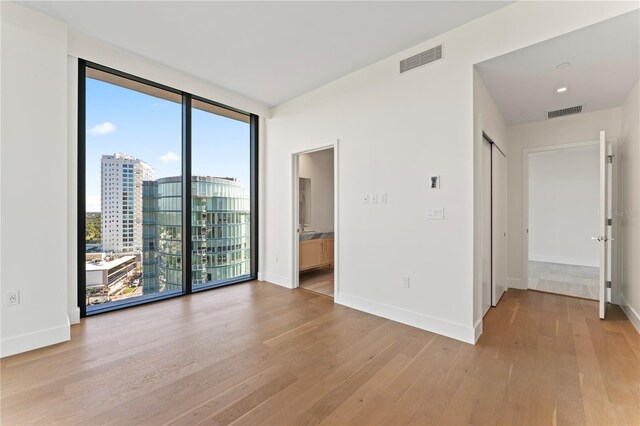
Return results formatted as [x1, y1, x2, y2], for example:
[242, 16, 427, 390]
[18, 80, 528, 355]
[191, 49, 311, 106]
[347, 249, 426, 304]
[142, 176, 250, 294]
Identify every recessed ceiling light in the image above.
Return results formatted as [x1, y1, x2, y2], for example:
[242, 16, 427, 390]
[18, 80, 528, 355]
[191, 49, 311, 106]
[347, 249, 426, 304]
[556, 87, 568, 93]
[556, 62, 571, 69]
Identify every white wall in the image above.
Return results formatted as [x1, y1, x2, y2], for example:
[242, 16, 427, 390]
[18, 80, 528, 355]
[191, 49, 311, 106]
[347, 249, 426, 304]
[528, 146, 600, 267]
[473, 69, 507, 331]
[298, 149, 334, 232]
[506, 108, 622, 290]
[1, 3, 70, 357]
[262, 2, 637, 343]
[621, 80, 640, 333]
[1, 2, 270, 356]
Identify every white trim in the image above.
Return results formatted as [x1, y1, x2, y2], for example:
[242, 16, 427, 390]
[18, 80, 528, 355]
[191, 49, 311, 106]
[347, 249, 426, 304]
[262, 273, 292, 289]
[507, 277, 525, 290]
[68, 307, 80, 325]
[1, 321, 70, 358]
[336, 293, 477, 344]
[291, 153, 299, 289]
[621, 295, 640, 335]
[291, 141, 339, 299]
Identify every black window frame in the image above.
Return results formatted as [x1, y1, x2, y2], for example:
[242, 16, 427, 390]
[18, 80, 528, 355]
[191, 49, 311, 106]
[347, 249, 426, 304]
[78, 59, 258, 317]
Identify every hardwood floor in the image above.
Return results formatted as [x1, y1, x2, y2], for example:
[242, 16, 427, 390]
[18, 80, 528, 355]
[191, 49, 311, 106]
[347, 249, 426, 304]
[1, 282, 639, 425]
[529, 261, 599, 300]
[300, 267, 334, 297]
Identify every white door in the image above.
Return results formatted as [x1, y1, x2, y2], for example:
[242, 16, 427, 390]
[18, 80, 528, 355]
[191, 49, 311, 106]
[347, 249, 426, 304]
[482, 139, 492, 315]
[596, 130, 610, 319]
[492, 147, 507, 305]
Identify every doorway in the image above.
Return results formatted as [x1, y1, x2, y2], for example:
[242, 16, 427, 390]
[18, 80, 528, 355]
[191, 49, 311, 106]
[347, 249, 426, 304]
[526, 142, 600, 300]
[482, 133, 507, 316]
[523, 133, 614, 318]
[292, 145, 337, 298]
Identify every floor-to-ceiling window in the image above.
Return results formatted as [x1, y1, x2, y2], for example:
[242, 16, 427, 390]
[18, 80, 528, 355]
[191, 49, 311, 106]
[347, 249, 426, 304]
[191, 100, 252, 288]
[79, 61, 257, 316]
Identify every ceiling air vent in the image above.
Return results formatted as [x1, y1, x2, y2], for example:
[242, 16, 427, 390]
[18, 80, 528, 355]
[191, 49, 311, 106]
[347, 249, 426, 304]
[547, 105, 583, 119]
[400, 44, 443, 74]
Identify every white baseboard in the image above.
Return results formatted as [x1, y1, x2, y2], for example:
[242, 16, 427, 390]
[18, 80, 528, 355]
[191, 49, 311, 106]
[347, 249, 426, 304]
[529, 254, 598, 268]
[1, 321, 70, 358]
[621, 295, 640, 335]
[335, 293, 477, 344]
[261, 272, 292, 289]
[507, 277, 526, 290]
[473, 318, 483, 343]
[68, 307, 80, 325]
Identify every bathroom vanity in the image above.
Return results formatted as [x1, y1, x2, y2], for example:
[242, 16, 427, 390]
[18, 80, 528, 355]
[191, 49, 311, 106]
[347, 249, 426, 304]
[299, 232, 334, 271]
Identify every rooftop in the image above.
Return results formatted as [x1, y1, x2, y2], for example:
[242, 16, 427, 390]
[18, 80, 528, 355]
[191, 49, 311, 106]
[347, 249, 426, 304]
[86, 255, 136, 271]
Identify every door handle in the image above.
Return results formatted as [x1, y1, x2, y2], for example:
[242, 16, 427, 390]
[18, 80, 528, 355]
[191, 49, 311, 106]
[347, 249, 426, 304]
[591, 236, 614, 242]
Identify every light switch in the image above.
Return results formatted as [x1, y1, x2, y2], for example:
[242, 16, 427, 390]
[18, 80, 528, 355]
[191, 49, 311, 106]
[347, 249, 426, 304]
[427, 208, 444, 220]
[363, 194, 369, 204]
[380, 193, 388, 204]
[371, 193, 378, 204]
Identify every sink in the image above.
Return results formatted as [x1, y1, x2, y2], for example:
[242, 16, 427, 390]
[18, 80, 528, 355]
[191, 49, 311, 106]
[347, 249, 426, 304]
[299, 230, 334, 241]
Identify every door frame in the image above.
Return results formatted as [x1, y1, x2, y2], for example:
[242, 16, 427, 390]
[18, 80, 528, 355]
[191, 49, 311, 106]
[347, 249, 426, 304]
[521, 139, 619, 303]
[291, 141, 339, 298]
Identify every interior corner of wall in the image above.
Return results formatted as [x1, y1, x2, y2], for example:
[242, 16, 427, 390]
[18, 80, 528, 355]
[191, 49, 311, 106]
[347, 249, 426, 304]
[620, 295, 640, 335]
[262, 272, 292, 289]
[68, 307, 81, 325]
[473, 318, 483, 343]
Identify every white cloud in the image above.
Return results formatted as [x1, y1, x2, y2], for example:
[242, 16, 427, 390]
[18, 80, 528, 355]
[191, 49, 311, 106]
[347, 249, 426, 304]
[89, 122, 117, 136]
[158, 151, 180, 163]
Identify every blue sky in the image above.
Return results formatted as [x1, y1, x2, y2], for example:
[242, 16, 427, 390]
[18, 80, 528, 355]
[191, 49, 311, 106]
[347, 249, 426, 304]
[86, 77, 250, 212]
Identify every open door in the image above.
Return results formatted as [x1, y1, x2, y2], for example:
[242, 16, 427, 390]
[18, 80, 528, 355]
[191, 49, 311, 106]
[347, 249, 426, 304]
[596, 130, 610, 319]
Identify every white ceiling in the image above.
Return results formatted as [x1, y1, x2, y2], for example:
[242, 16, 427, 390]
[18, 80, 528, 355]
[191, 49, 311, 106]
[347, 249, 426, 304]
[476, 9, 640, 125]
[21, 1, 511, 107]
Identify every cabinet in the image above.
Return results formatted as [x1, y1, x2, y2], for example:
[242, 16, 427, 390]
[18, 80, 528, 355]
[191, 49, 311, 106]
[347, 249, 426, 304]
[299, 238, 334, 271]
[322, 238, 334, 264]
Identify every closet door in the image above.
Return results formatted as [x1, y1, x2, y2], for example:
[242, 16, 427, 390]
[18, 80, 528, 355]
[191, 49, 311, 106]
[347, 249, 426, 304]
[482, 139, 492, 315]
[492, 147, 507, 305]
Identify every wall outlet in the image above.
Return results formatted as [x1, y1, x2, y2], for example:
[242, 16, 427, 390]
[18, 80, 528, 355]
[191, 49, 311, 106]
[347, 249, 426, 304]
[371, 193, 378, 204]
[6, 291, 19, 306]
[363, 194, 369, 204]
[402, 277, 410, 288]
[380, 193, 388, 204]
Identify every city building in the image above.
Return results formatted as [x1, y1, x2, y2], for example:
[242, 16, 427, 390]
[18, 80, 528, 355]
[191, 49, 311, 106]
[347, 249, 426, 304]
[101, 153, 154, 253]
[142, 176, 250, 295]
[85, 255, 136, 290]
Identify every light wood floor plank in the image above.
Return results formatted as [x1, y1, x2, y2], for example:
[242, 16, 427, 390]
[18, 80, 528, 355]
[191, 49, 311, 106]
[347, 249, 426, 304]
[1, 283, 639, 425]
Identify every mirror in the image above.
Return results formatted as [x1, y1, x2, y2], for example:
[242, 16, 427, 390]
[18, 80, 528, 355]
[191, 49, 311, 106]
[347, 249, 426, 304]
[299, 178, 311, 225]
